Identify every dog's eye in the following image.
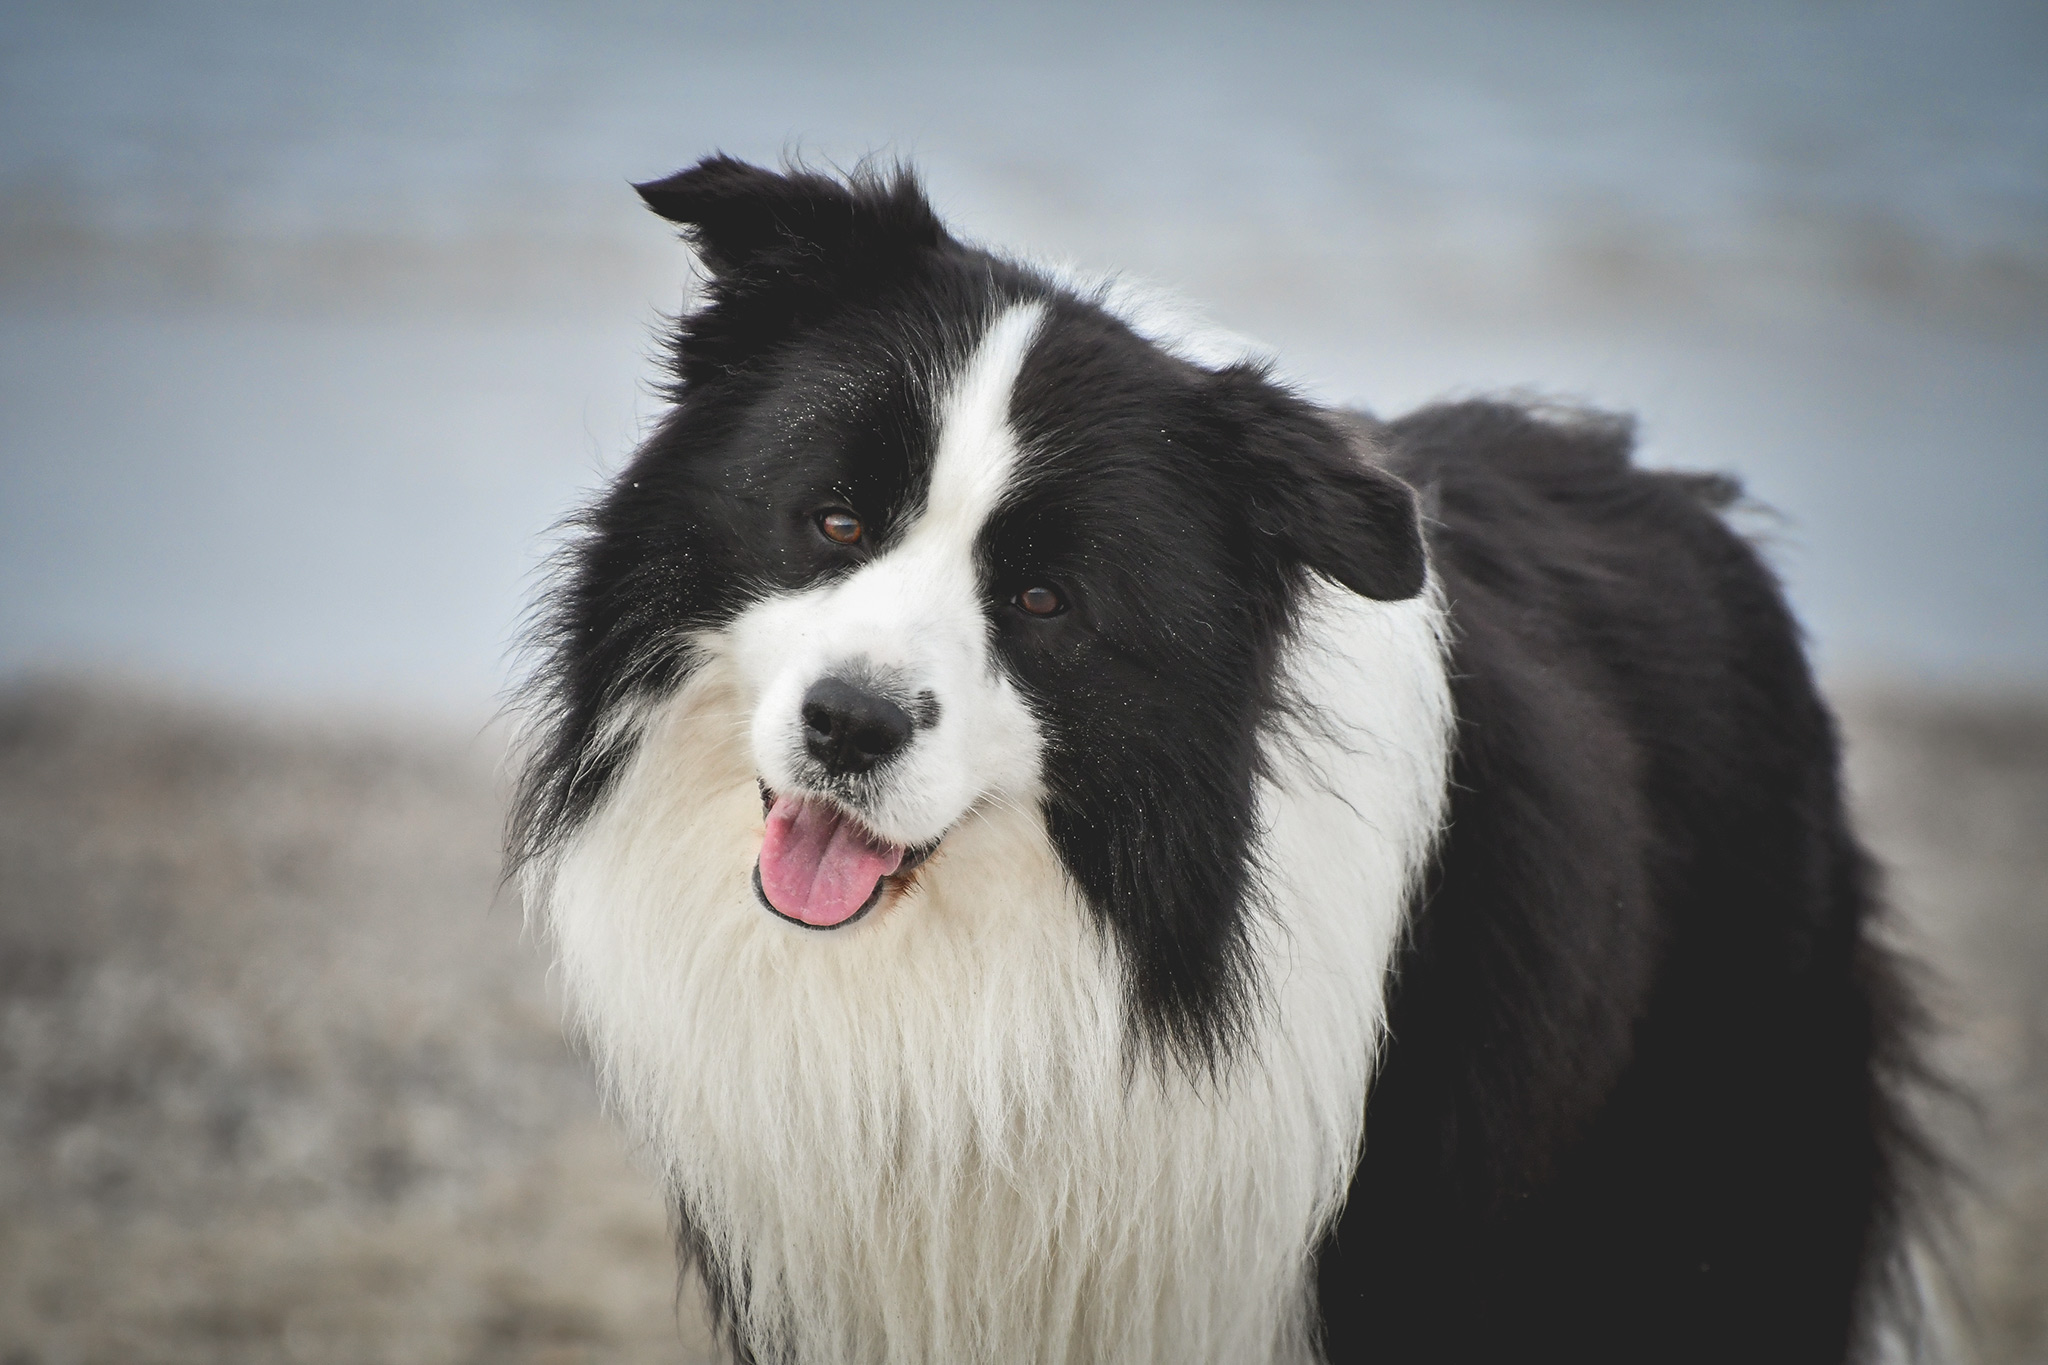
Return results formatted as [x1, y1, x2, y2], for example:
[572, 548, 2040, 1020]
[817, 510, 863, 546]
[1015, 586, 1065, 617]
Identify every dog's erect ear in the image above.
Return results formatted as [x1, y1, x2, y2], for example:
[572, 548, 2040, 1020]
[1211, 365, 1426, 601]
[633, 155, 947, 278]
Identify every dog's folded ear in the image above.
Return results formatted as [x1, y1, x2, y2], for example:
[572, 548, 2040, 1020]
[1211, 366, 1427, 602]
[634, 155, 947, 279]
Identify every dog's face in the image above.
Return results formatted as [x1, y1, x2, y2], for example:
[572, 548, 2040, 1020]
[724, 304, 1049, 911]
[517, 158, 1426, 1059]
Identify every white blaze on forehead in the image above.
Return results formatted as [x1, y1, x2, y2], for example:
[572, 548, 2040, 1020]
[910, 299, 1048, 555]
[728, 299, 1052, 846]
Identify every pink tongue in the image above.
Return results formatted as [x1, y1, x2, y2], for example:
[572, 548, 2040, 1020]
[758, 795, 906, 927]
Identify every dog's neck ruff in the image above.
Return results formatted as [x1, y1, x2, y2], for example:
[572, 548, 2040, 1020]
[533, 582, 1448, 1365]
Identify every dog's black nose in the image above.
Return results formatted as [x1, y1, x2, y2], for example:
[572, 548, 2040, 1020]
[801, 677, 914, 776]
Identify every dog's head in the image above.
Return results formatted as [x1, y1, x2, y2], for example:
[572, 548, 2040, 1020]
[517, 157, 1426, 1058]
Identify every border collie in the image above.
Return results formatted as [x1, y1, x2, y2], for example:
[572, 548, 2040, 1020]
[512, 157, 1921, 1364]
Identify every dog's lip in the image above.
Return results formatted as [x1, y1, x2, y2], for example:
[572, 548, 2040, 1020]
[754, 782, 944, 929]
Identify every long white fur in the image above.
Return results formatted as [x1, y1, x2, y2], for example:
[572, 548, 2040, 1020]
[530, 302, 1455, 1364]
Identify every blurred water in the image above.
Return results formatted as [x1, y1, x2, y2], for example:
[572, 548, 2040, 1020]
[2, 0, 2044, 712]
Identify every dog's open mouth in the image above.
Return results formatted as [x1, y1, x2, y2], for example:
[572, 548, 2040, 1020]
[753, 785, 940, 930]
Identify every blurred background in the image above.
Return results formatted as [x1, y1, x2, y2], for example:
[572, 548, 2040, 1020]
[1, 2, 2042, 1361]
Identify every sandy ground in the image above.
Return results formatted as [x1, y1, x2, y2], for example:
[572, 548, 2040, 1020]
[1838, 689, 2048, 1362]
[0, 681, 706, 1365]
[0, 678, 2042, 1364]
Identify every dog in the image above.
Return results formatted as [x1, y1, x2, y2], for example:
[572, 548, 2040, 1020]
[511, 156, 1922, 1364]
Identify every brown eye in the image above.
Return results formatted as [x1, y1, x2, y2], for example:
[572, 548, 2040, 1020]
[1016, 585, 1064, 617]
[818, 509, 863, 545]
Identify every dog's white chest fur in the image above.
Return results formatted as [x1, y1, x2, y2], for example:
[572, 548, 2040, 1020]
[532, 575, 1450, 1365]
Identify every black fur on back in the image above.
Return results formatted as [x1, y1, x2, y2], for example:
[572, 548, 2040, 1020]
[1314, 400, 1928, 1363]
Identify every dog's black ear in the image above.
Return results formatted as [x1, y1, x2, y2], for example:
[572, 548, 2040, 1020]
[1211, 365, 1426, 601]
[633, 154, 947, 278]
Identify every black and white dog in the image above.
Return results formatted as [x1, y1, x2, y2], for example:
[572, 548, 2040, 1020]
[512, 157, 1920, 1364]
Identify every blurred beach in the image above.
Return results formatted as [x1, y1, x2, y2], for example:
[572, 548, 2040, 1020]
[0, 681, 699, 1364]
[1, 680, 2043, 1363]
[1, 2, 2043, 1361]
